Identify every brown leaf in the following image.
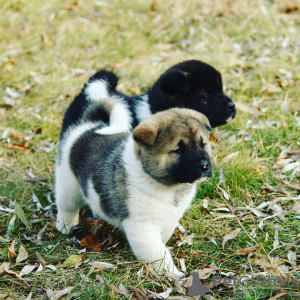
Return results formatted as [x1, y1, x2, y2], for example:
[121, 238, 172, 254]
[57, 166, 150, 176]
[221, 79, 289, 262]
[0, 266, 23, 280]
[6, 143, 30, 151]
[250, 258, 273, 269]
[80, 234, 102, 251]
[130, 287, 149, 300]
[235, 102, 265, 116]
[109, 284, 128, 297]
[276, 178, 300, 191]
[235, 244, 260, 255]
[0, 293, 9, 299]
[8, 240, 16, 260]
[16, 245, 28, 263]
[222, 228, 241, 249]
[262, 184, 291, 196]
[35, 252, 47, 266]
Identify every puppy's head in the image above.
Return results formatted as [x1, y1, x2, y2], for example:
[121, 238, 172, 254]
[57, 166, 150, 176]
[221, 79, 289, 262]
[132, 108, 213, 186]
[152, 60, 236, 128]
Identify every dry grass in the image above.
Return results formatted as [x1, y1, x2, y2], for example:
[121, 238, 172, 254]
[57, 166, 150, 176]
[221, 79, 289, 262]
[0, 0, 300, 299]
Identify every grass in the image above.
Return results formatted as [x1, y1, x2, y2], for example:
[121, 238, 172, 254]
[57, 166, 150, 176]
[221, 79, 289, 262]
[0, 0, 299, 299]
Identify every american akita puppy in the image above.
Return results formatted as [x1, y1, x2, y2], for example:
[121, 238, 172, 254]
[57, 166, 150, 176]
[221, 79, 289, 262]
[60, 60, 236, 137]
[56, 105, 212, 278]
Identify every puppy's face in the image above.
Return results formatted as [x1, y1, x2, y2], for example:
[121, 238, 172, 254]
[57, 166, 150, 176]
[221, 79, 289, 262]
[156, 60, 236, 128]
[132, 108, 213, 186]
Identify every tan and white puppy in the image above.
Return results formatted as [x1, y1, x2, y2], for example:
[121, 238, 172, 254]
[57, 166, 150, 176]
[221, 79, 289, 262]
[56, 105, 213, 278]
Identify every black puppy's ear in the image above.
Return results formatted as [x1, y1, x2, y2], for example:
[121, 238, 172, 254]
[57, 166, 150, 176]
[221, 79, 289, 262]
[160, 71, 190, 95]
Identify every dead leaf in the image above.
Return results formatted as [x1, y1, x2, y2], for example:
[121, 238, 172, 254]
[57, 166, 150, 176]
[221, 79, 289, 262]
[276, 178, 300, 191]
[130, 287, 149, 300]
[177, 233, 194, 247]
[0, 293, 9, 299]
[96, 274, 105, 283]
[250, 259, 273, 269]
[47, 286, 73, 300]
[223, 151, 239, 162]
[272, 158, 293, 169]
[62, 254, 84, 267]
[236, 102, 265, 116]
[16, 245, 28, 263]
[8, 240, 16, 260]
[90, 261, 116, 270]
[80, 234, 102, 251]
[0, 262, 10, 275]
[6, 143, 30, 151]
[14, 202, 30, 229]
[20, 265, 36, 277]
[45, 265, 57, 271]
[222, 228, 241, 249]
[37, 224, 47, 240]
[235, 244, 260, 255]
[0, 266, 23, 279]
[262, 184, 291, 196]
[203, 237, 218, 246]
[287, 251, 297, 265]
[273, 230, 280, 249]
[110, 284, 129, 297]
[36, 252, 47, 266]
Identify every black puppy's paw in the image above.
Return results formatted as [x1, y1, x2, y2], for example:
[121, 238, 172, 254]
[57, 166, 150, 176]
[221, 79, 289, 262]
[160, 71, 190, 95]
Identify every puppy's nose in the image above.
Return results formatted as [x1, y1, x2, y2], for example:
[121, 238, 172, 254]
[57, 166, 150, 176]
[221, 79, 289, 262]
[227, 101, 235, 110]
[198, 160, 209, 170]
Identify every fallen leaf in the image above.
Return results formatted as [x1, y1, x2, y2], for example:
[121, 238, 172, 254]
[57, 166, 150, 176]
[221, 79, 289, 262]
[222, 228, 241, 249]
[37, 224, 47, 240]
[0, 293, 9, 299]
[62, 254, 84, 267]
[177, 233, 194, 247]
[90, 261, 116, 270]
[80, 234, 102, 251]
[47, 287, 73, 300]
[36, 252, 47, 266]
[0, 267, 23, 280]
[130, 287, 149, 300]
[276, 178, 300, 191]
[223, 151, 239, 162]
[235, 244, 260, 255]
[287, 251, 297, 265]
[250, 259, 273, 269]
[0, 263, 10, 275]
[96, 274, 105, 283]
[109, 285, 128, 297]
[20, 265, 36, 277]
[273, 230, 280, 249]
[6, 87, 23, 98]
[262, 184, 291, 196]
[14, 203, 30, 229]
[16, 245, 28, 263]
[45, 265, 57, 271]
[6, 143, 30, 151]
[8, 240, 17, 260]
[203, 237, 218, 246]
[282, 162, 300, 173]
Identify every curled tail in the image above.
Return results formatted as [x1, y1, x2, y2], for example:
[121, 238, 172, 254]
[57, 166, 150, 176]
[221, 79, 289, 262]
[83, 71, 132, 134]
[61, 70, 132, 136]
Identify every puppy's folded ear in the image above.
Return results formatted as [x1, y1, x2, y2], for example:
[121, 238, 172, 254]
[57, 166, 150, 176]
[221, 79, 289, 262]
[160, 71, 190, 95]
[133, 122, 163, 147]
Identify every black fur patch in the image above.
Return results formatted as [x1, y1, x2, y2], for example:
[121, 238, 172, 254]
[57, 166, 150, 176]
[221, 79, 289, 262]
[70, 129, 129, 220]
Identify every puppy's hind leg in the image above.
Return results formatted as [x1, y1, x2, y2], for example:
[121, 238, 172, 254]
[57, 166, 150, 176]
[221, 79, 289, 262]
[122, 219, 184, 279]
[55, 163, 83, 234]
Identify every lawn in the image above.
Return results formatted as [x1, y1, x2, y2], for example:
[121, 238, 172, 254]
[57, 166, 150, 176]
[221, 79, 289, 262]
[0, 0, 299, 299]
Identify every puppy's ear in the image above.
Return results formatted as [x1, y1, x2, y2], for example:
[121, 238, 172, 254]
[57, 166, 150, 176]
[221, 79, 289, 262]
[133, 122, 162, 147]
[160, 71, 190, 95]
[193, 112, 212, 132]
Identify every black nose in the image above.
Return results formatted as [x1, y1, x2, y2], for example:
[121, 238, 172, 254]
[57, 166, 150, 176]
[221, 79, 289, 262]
[227, 101, 235, 110]
[198, 160, 209, 170]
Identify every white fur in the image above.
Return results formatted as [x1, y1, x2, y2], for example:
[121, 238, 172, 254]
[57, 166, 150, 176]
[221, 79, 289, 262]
[95, 97, 132, 135]
[85, 79, 110, 101]
[56, 122, 99, 233]
[121, 138, 197, 278]
[136, 94, 152, 122]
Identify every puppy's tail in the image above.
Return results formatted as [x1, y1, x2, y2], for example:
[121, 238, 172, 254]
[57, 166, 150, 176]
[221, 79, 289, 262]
[83, 71, 132, 134]
[84, 70, 119, 102]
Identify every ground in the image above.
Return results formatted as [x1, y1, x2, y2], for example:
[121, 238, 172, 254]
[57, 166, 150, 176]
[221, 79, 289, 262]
[0, 0, 299, 299]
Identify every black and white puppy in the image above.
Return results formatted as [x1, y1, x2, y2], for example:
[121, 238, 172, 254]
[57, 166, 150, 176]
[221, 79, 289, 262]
[56, 102, 213, 278]
[60, 60, 236, 138]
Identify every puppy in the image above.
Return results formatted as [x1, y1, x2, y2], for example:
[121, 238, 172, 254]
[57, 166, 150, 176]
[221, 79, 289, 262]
[60, 60, 236, 137]
[56, 104, 213, 278]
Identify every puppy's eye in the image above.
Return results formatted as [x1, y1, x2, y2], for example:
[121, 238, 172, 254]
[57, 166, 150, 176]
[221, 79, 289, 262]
[170, 140, 185, 154]
[203, 93, 210, 101]
[199, 139, 206, 148]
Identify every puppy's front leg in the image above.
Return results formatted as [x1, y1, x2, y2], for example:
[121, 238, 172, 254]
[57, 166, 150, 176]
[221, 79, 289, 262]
[122, 219, 184, 278]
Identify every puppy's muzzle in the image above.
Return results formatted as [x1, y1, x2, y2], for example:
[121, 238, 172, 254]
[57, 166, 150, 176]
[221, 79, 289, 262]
[197, 159, 213, 177]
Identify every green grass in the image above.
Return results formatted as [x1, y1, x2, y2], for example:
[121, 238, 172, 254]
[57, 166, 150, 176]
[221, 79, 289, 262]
[1, 0, 300, 299]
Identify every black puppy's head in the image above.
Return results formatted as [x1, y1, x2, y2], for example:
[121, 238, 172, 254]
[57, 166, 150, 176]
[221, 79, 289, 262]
[150, 60, 236, 128]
